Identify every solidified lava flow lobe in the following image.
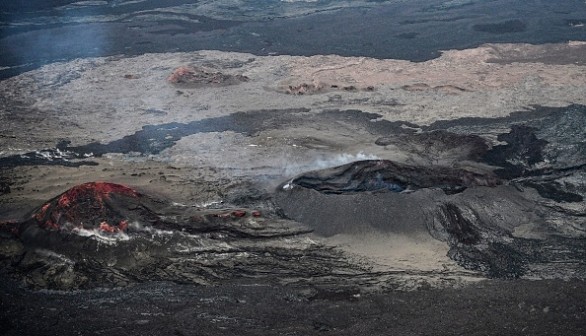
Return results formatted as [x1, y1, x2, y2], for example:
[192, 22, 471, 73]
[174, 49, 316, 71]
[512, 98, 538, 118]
[290, 160, 500, 195]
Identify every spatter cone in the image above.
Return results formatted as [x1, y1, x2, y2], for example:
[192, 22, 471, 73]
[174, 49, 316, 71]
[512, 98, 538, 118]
[25, 182, 159, 235]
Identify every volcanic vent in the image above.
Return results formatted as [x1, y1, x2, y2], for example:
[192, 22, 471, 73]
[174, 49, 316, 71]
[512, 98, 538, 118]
[19, 182, 161, 242]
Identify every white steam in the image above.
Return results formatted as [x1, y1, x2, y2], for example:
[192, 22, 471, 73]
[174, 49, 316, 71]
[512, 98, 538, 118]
[280, 152, 379, 176]
[71, 227, 131, 245]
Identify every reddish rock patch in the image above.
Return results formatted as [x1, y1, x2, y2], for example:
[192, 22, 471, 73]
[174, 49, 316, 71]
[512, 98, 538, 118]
[231, 210, 247, 218]
[29, 182, 143, 234]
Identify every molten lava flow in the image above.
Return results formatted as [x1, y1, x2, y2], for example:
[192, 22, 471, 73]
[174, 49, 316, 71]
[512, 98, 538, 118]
[30, 182, 140, 234]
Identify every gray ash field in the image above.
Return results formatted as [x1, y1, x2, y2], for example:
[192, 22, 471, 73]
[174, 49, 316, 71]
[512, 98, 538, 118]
[1, 1, 586, 335]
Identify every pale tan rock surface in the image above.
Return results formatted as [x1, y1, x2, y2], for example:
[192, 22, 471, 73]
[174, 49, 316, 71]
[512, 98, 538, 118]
[1, 42, 585, 155]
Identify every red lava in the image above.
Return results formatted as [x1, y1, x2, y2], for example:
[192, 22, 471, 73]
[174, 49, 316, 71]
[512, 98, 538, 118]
[231, 210, 247, 218]
[30, 182, 140, 234]
[13, 182, 262, 239]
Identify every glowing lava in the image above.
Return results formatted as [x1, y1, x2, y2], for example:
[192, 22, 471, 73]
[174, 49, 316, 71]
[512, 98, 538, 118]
[30, 182, 141, 234]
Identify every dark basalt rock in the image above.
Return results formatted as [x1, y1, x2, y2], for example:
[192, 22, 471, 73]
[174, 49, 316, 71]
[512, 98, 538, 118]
[483, 125, 548, 178]
[290, 160, 500, 195]
[427, 105, 586, 180]
[1, 182, 360, 290]
[0, 180, 10, 195]
[276, 156, 586, 279]
[434, 203, 481, 245]
[522, 181, 583, 203]
[448, 242, 528, 279]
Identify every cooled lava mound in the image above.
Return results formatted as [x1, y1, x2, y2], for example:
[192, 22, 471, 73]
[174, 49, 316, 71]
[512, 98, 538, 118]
[290, 160, 501, 195]
[28, 182, 150, 234]
[15, 182, 167, 248]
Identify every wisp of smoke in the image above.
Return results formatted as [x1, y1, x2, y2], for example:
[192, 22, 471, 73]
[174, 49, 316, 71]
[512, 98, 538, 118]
[280, 152, 379, 177]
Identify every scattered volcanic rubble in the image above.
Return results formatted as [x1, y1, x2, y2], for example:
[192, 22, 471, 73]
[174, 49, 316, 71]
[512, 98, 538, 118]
[167, 66, 249, 87]
[283, 82, 375, 95]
